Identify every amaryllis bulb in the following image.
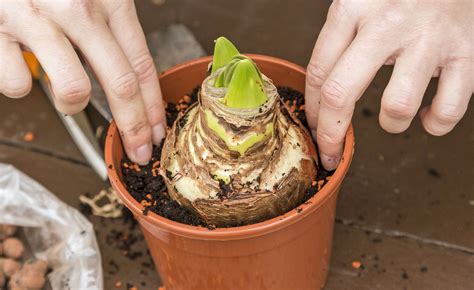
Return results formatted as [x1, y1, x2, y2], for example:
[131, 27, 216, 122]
[161, 37, 317, 227]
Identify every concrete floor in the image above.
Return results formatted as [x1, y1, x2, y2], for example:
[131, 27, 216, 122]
[1, 0, 473, 289]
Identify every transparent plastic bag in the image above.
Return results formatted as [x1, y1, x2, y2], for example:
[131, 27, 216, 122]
[0, 163, 103, 290]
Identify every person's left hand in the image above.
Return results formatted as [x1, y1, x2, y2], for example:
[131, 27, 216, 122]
[305, 0, 473, 170]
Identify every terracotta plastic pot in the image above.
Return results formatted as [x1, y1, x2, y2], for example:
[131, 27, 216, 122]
[105, 55, 355, 290]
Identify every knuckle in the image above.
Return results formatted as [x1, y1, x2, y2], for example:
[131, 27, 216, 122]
[363, 8, 405, 37]
[55, 78, 91, 104]
[317, 130, 343, 146]
[330, 0, 352, 20]
[108, 0, 134, 13]
[321, 79, 350, 109]
[110, 72, 139, 102]
[432, 104, 464, 125]
[43, 0, 95, 21]
[132, 54, 157, 83]
[40, 26, 68, 46]
[382, 97, 418, 119]
[68, 0, 94, 19]
[304, 108, 318, 123]
[1, 77, 32, 97]
[376, 8, 405, 29]
[445, 54, 471, 71]
[328, 0, 359, 27]
[306, 63, 327, 88]
[120, 0, 134, 10]
[145, 100, 164, 121]
[67, 0, 92, 13]
[121, 119, 150, 139]
[40, 24, 62, 40]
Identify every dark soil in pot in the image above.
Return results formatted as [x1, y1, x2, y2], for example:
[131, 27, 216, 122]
[120, 86, 334, 228]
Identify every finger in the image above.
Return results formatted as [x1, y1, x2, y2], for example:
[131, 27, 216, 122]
[19, 24, 91, 114]
[385, 59, 441, 78]
[70, 22, 152, 165]
[0, 38, 32, 98]
[420, 61, 472, 136]
[305, 2, 357, 138]
[107, 3, 166, 145]
[379, 47, 438, 133]
[317, 33, 391, 170]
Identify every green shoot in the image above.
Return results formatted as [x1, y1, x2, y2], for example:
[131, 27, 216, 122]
[211, 37, 240, 74]
[211, 37, 267, 109]
[222, 58, 267, 109]
[214, 55, 247, 88]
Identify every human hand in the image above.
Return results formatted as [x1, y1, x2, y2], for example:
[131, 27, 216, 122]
[305, 0, 473, 170]
[0, 0, 165, 164]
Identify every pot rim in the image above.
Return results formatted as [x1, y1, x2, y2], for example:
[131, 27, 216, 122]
[105, 54, 355, 240]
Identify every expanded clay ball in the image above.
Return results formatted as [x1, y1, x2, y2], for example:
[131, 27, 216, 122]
[22, 259, 48, 276]
[2, 238, 24, 259]
[9, 271, 46, 290]
[9, 261, 48, 290]
[0, 258, 21, 277]
[0, 225, 17, 240]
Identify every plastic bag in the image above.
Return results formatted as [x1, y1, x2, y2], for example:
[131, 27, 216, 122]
[0, 163, 103, 290]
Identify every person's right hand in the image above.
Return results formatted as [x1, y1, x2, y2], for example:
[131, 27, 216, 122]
[0, 0, 166, 165]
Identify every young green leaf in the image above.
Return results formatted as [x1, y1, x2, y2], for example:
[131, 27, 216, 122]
[222, 58, 268, 109]
[214, 55, 247, 88]
[211, 37, 240, 74]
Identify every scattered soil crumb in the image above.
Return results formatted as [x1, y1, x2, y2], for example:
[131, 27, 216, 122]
[351, 260, 362, 269]
[427, 168, 441, 178]
[361, 107, 374, 117]
[372, 238, 383, 243]
[23, 131, 35, 142]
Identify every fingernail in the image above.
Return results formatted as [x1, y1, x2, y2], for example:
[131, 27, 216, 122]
[152, 123, 166, 144]
[320, 153, 340, 171]
[135, 143, 152, 165]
